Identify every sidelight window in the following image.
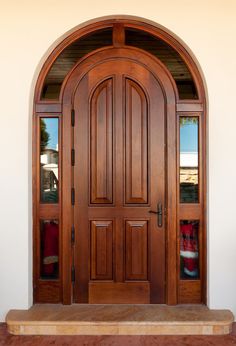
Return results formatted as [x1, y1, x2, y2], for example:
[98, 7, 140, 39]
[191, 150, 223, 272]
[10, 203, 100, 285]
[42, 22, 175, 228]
[40, 117, 59, 203]
[179, 116, 199, 203]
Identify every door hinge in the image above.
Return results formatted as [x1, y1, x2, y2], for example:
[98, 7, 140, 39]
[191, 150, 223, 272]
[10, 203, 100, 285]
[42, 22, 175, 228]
[71, 109, 75, 127]
[71, 188, 75, 205]
[71, 148, 75, 166]
[71, 225, 75, 245]
[71, 266, 75, 283]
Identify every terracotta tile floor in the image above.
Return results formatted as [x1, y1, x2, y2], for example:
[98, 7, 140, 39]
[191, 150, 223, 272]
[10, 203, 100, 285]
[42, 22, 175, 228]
[0, 323, 236, 346]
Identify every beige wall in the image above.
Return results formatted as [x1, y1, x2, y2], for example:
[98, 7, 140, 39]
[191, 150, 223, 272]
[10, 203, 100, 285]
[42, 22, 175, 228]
[0, 0, 236, 320]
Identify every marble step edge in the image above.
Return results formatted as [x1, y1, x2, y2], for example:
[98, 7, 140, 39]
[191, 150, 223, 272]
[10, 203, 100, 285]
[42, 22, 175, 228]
[7, 322, 233, 336]
[6, 319, 234, 326]
[6, 309, 234, 335]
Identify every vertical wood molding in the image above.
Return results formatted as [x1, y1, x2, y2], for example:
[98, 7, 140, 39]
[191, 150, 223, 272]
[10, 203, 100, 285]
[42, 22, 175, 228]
[113, 23, 125, 47]
[166, 102, 177, 305]
[62, 103, 73, 304]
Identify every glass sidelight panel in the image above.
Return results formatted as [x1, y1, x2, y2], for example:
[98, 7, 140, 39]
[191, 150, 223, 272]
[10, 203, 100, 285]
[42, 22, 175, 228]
[40, 220, 59, 279]
[180, 117, 199, 203]
[40, 118, 59, 203]
[180, 220, 199, 280]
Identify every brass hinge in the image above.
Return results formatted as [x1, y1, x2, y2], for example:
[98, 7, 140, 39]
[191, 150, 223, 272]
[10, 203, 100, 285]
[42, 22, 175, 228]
[71, 109, 75, 127]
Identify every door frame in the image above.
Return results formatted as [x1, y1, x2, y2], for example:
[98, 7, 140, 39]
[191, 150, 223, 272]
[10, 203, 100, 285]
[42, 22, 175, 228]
[33, 16, 206, 305]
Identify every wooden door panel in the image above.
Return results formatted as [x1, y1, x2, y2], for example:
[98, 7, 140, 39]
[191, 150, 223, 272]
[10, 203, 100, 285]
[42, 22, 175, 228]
[125, 79, 148, 204]
[90, 220, 113, 280]
[89, 282, 150, 304]
[90, 78, 113, 204]
[125, 220, 148, 281]
[73, 57, 166, 304]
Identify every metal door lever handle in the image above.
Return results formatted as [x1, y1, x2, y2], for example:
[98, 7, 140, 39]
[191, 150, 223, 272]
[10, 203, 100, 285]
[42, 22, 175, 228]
[148, 203, 163, 227]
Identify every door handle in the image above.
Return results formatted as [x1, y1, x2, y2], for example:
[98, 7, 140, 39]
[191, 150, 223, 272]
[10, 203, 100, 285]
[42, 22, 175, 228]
[148, 203, 163, 227]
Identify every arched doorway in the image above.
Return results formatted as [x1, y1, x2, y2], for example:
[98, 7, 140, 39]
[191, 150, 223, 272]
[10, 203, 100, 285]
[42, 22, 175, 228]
[33, 17, 206, 305]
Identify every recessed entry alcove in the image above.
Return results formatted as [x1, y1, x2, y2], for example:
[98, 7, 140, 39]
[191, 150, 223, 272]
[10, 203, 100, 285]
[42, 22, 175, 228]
[33, 16, 207, 306]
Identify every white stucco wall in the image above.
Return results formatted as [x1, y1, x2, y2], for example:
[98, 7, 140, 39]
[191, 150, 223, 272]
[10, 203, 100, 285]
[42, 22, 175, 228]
[0, 0, 236, 321]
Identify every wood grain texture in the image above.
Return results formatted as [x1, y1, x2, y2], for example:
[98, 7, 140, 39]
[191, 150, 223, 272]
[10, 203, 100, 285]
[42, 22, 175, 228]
[178, 280, 202, 304]
[89, 282, 150, 304]
[34, 281, 61, 303]
[35, 103, 61, 113]
[34, 17, 205, 103]
[91, 221, 113, 280]
[125, 79, 148, 204]
[90, 79, 113, 204]
[113, 23, 125, 47]
[125, 220, 148, 281]
[71, 52, 167, 303]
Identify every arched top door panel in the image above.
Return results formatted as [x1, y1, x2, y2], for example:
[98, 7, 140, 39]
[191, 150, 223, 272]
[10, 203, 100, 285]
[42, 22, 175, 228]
[35, 17, 205, 103]
[62, 47, 177, 106]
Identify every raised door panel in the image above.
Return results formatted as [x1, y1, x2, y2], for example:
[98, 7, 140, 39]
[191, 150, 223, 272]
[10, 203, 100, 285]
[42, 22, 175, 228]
[90, 79, 113, 204]
[125, 79, 148, 204]
[90, 220, 113, 280]
[125, 220, 148, 280]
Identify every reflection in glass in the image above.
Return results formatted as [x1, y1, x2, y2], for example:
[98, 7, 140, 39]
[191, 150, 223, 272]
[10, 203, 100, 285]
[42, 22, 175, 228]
[180, 117, 199, 203]
[40, 220, 59, 279]
[180, 220, 199, 280]
[40, 118, 59, 203]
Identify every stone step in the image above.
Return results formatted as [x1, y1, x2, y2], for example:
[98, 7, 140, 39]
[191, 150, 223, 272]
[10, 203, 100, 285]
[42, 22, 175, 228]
[6, 304, 234, 335]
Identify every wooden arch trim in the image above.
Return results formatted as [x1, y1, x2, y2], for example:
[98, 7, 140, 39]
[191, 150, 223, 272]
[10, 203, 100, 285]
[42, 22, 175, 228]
[62, 47, 178, 103]
[33, 16, 207, 306]
[34, 16, 206, 104]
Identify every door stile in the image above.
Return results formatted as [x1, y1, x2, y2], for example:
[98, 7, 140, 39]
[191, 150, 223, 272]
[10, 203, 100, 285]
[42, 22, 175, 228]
[62, 102, 74, 304]
[115, 74, 125, 283]
[73, 74, 90, 303]
[166, 101, 178, 305]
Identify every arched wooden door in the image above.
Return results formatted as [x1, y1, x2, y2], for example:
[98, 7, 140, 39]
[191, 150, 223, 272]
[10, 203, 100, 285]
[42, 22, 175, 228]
[34, 19, 206, 306]
[63, 48, 176, 304]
